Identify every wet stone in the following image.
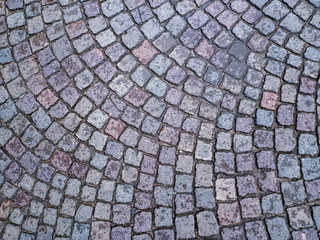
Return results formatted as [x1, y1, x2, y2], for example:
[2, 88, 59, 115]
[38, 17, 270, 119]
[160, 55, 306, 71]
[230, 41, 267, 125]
[133, 40, 158, 65]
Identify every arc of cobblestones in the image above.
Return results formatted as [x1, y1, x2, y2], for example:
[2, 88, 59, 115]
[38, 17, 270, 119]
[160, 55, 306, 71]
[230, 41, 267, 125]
[0, 0, 320, 239]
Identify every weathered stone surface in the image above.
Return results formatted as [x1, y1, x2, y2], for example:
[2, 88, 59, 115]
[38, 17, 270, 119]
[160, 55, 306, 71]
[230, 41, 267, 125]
[1, 1, 319, 238]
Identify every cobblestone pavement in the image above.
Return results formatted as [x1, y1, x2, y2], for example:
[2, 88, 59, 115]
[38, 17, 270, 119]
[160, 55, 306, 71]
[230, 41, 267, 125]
[0, 0, 320, 239]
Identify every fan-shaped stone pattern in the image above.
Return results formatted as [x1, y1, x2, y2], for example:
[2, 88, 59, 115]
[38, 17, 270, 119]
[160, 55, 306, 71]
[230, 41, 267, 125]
[0, 0, 320, 239]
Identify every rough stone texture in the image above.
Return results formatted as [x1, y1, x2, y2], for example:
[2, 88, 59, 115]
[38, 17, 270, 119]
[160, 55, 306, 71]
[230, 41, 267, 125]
[0, 1, 318, 239]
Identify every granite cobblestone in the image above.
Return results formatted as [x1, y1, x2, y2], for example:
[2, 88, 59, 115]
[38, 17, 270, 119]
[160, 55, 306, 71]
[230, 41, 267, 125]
[0, 0, 319, 238]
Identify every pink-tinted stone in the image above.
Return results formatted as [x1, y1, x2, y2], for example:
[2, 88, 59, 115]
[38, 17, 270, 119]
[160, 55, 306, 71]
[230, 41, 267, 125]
[132, 40, 158, 64]
[5, 137, 26, 159]
[261, 92, 278, 110]
[14, 190, 31, 207]
[218, 202, 241, 225]
[51, 149, 73, 172]
[105, 119, 125, 139]
[37, 89, 58, 109]
[70, 162, 88, 178]
[124, 86, 149, 107]
[195, 40, 215, 60]
[0, 199, 12, 219]
[66, 20, 88, 39]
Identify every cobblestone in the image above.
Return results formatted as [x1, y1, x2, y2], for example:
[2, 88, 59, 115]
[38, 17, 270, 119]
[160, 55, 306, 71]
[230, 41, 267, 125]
[262, 193, 284, 214]
[266, 217, 290, 240]
[287, 205, 314, 230]
[0, 1, 318, 238]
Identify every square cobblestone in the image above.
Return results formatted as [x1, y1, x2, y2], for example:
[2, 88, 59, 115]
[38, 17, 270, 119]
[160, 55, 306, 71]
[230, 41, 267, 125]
[287, 205, 314, 230]
[266, 217, 290, 240]
[281, 180, 307, 206]
[240, 197, 261, 218]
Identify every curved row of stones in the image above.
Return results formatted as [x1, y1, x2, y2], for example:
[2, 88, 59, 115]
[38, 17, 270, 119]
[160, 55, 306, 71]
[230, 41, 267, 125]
[0, 0, 320, 239]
